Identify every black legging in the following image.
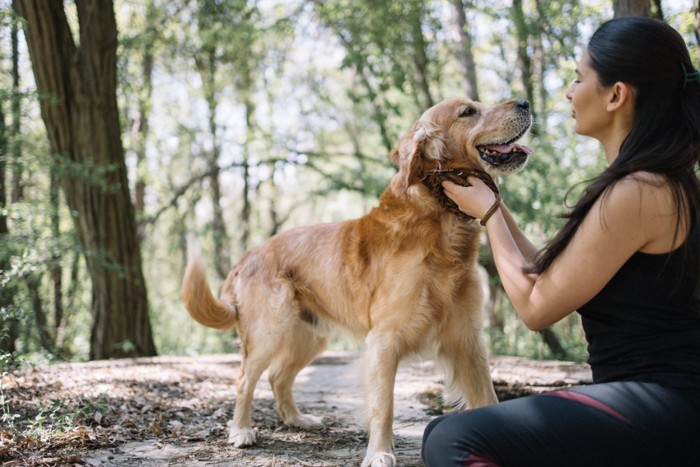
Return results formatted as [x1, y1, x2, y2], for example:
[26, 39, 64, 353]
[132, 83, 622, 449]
[421, 381, 700, 467]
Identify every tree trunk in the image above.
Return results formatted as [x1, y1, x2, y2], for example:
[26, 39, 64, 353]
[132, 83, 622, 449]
[27, 273, 56, 353]
[450, 0, 480, 101]
[511, 0, 538, 136]
[613, 0, 651, 17]
[132, 44, 153, 228]
[538, 328, 568, 360]
[196, 48, 232, 280]
[0, 86, 19, 355]
[50, 165, 63, 350]
[239, 60, 256, 255]
[240, 110, 252, 254]
[10, 0, 23, 204]
[15, 0, 156, 360]
[409, 4, 434, 109]
[694, 0, 700, 63]
[0, 16, 21, 355]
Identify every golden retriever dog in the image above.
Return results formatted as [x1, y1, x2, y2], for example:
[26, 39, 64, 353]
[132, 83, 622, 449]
[182, 96, 532, 467]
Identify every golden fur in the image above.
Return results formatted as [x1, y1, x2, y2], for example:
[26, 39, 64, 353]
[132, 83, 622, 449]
[182, 97, 532, 467]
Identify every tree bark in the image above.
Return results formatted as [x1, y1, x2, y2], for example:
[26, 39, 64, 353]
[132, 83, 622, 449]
[196, 47, 232, 280]
[613, 0, 651, 17]
[511, 0, 538, 136]
[10, 0, 23, 204]
[450, 0, 480, 101]
[27, 273, 56, 353]
[409, 4, 434, 109]
[50, 165, 64, 351]
[0, 84, 19, 355]
[694, 0, 700, 64]
[132, 41, 153, 225]
[15, 0, 156, 360]
[0, 15, 21, 355]
[240, 102, 253, 255]
[239, 54, 256, 255]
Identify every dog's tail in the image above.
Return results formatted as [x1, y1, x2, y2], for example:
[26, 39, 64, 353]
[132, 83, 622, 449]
[181, 238, 237, 330]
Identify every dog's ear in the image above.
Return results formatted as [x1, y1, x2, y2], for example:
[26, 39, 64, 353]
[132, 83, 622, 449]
[390, 124, 444, 194]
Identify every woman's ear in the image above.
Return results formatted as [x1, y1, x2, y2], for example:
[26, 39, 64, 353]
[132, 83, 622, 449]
[607, 81, 633, 112]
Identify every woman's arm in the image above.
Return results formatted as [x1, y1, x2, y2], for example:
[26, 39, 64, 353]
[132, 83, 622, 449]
[443, 174, 675, 330]
[499, 202, 539, 262]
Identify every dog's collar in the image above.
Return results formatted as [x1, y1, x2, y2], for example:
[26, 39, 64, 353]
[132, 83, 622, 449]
[420, 168, 499, 221]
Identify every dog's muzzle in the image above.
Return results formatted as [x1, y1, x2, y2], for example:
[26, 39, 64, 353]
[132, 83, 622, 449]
[478, 143, 533, 167]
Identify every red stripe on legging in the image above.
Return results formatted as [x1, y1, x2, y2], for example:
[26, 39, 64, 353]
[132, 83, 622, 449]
[463, 452, 499, 466]
[542, 390, 633, 425]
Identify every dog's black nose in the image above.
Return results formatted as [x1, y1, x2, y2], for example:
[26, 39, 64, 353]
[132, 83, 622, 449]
[516, 99, 530, 111]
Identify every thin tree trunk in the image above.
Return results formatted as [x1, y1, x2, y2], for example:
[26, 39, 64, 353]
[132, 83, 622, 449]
[0, 17, 21, 354]
[534, 32, 549, 134]
[613, 0, 651, 17]
[132, 46, 153, 225]
[539, 328, 568, 360]
[511, 0, 538, 136]
[409, 4, 434, 109]
[10, 0, 23, 203]
[132, 0, 157, 242]
[58, 248, 82, 347]
[27, 273, 55, 353]
[240, 116, 252, 254]
[15, 0, 156, 360]
[651, 0, 663, 19]
[239, 60, 256, 254]
[0, 87, 18, 355]
[267, 164, 282, 237]
[50, 164, 63, 350]
[196, 48, 231, 280]
[449, 0, 480, 101]
[694, 0, 700, 63]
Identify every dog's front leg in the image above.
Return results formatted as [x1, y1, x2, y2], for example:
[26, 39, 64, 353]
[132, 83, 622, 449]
[361, 332, 399, 467]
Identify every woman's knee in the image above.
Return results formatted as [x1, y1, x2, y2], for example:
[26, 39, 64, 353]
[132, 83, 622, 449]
[422, 410, 500, 466]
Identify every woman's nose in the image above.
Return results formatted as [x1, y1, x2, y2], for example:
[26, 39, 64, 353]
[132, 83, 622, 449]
[565, 86, 573, 101]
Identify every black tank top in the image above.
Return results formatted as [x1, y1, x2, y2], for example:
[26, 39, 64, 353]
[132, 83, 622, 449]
[577, 244, 700, 391]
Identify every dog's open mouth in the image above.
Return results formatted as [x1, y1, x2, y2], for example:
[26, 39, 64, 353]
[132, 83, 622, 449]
[477, 142, 533, 166]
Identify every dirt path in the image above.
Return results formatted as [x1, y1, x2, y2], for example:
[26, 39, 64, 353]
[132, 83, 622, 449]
[1, 352, 591, 466]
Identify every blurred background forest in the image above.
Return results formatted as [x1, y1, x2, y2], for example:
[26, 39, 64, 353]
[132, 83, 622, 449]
[0, 0, 698, 369]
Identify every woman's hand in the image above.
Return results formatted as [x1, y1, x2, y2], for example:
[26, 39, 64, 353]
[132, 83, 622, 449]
[442, 177, 499, 221]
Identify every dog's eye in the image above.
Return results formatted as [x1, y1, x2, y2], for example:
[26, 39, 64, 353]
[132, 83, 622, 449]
[459, 107, 476, 117]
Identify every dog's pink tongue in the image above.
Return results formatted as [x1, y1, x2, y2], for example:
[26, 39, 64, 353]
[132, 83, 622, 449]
[484, 143, 533, 155]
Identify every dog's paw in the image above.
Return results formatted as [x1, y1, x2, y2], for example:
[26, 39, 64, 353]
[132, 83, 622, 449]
[286, 413, 324, 429]
[361, 451, 396, 467]
[227, 422, 256, 447]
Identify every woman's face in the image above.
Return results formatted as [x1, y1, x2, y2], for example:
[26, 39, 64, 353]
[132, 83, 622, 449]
[565, 49, 613, 140]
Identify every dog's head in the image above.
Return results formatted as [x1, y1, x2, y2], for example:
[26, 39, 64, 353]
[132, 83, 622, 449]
[390, 97, 533, 194]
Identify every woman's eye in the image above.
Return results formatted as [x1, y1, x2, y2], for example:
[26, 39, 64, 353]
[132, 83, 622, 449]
[460, 107, 476, 117]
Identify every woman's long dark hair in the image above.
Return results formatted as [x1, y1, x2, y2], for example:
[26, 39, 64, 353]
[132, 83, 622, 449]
[527, 16, 700, 278]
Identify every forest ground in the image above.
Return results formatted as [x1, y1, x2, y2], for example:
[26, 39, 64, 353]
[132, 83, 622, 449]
[1, 352, 591, 466]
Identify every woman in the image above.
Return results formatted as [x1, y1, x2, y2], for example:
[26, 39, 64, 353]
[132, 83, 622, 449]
[422, 16, 700, 467]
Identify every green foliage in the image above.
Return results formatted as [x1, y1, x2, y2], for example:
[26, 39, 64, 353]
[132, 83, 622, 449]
[4, 0, 698, 366]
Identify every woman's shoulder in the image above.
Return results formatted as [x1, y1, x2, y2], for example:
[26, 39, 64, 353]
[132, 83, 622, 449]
[607, 171, 673, 206]
[618, 170, 668, 187]
[608, 171, 688, 253]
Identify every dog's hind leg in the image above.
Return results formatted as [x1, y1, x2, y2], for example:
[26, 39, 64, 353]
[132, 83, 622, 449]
[267, 324, 327, 429]
[227, 342, 277, 447]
